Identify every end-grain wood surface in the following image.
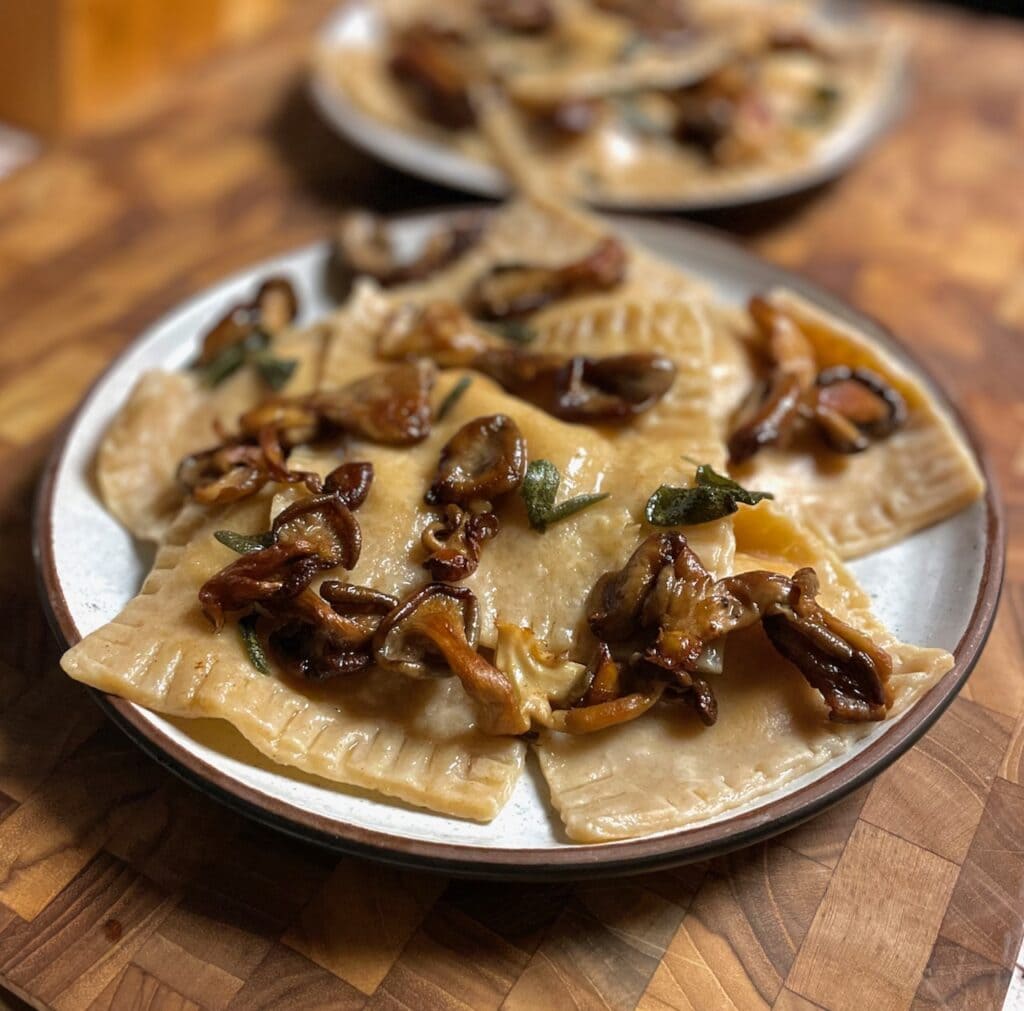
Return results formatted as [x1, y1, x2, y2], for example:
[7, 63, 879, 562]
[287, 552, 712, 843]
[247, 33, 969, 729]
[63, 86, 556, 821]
[0, 2, 1022, 1008]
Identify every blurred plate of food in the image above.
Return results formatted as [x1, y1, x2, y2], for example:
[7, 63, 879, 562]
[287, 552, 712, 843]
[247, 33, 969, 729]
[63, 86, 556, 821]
[310, 0, 906, 210]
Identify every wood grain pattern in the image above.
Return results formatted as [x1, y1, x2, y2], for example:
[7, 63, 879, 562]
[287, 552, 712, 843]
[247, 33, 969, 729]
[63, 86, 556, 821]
[0, 1, 1021, 1009]
[786, 823, 959, 1011]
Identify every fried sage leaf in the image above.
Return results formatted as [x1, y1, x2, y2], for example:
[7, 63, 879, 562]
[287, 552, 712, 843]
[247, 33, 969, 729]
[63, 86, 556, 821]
[692, 463, 773, 506]
[238, 614, 270, 674]
[483, 320, 537, 345]
[214, 529, 276, 554]
[199, 342, 247, 387]
[254, 353, 299, 391]
[436, 375, 472, 421]
[521, 459, 609, 532]
[645, 464, 773, 527]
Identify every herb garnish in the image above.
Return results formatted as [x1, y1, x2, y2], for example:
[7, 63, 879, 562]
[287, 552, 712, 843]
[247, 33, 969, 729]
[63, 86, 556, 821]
[254, 353, 298, 391]
[238, 614, 269, 674]
[615, 97, 667, 138]
[484, 319, 537, 345]
[436, 375, 472, 420]
[645, 463, 773, 526]
[799, 83, 841, 126]
[197, 328, 297, 390]
[521, 459, 609, 532]
[214, 529, 275, 554]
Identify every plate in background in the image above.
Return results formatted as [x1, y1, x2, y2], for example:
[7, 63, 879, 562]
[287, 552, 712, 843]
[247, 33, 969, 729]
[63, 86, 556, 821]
[309, 2, 906, 211]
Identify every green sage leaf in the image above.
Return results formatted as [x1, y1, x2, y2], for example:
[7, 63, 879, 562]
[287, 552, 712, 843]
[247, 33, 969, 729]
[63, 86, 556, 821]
[436, 375, 472, 420]
[645, 465, 772, 527]
[521, 459, 609, 532]
[214, 529, 275, 554]
[199, 342, 246, 387]
[254, 353, 298, 391]
[645, 485, 738, 526]
[693, 463, 773, 506]
[238, 615, 269, 674]
[484, 319, 537, 345]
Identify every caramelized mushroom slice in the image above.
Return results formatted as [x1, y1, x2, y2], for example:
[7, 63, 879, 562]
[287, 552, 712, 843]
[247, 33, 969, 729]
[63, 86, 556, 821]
[589, 532, 686, 642]
[551, 684, 666, 734]
[467, 237, 627, 320]
[335, 211, 483, 286]
[198, 544, 321, 630]
[377, 302, 500, 367]
[425, 414, 527, 505]
[324, 461, 374, 510]
[748, 294, 817, 388]
[389, 25, 476, 130]
[760, 568, 893, 721]
[310, 361, 436, 445]
[238, 398, 320, 446]
[272, 494, 362, 570]
[680, 674, 718, 726]
[812, 366, 907, 453]
[421, 502, 500, 581]
[374, 584, 527, 735]
[253, 278, 300, 333]
[730, 296, 908, 462]
[551, 353, 676, 422]
[727, 372, 803, 464]
[581, 642, 620, 706]
[644, 537, 749, 675]
[197, 276, 299, 365]
[482, 0, 553, 34]
[178, 443, 269, 505]
[263, 584, 395, 681]
[473, 349, 676, 423]
[320, 581, 398, 617]
[517, 95, 602, 138]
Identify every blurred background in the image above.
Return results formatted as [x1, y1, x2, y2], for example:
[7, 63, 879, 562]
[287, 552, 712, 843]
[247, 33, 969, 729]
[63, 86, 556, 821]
[0, 0, 1017, 159]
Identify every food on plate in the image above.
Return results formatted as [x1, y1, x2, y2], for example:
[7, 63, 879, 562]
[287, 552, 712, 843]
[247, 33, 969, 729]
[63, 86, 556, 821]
[63, 197, 981, 839]
[318, 0, 901, 204]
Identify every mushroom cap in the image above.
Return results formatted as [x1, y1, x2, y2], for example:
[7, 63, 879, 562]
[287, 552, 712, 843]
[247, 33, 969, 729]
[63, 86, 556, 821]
[272, 493, 361, 570]
[425, 413, 527, 505]
[324, 461, 374, 510]
[310, 361, 436, 445]
[373, 583, 481, 680]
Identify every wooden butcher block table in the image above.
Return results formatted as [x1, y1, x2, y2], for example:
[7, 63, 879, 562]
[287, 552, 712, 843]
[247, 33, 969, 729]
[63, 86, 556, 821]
[0, 2, 1021, 1008]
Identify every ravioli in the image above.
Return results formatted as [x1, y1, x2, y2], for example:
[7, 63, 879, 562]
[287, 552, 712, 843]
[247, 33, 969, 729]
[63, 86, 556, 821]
[307, 295, 731, 656]
[60, 492, 525, 821]
[97, 322, 328, 542]
[535, 503, 953, 842]
[354, 196, 707, 316]
[720, 290, 985, 557]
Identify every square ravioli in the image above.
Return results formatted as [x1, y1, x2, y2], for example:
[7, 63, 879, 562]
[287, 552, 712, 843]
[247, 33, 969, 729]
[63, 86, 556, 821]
[60, 492, 525, 821]
[709, 288, 984, 557]
[534, 502, 952, 842]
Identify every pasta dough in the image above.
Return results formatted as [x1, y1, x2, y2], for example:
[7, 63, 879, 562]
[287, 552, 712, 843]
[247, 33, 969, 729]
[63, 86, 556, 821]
[61, 492, 526, 821]
[721, 290, 985, 557]
[535, 503, 952, 842]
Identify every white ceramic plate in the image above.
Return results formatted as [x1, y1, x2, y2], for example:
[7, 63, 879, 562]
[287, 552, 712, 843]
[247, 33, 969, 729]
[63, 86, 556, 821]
[36, 211, 1003, 878]
[309, 3, 906, 212]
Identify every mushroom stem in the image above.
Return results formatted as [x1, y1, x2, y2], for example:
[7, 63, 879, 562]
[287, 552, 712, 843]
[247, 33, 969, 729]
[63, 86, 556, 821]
[552, 684, 665, 734]
[410, 612, 528, 735]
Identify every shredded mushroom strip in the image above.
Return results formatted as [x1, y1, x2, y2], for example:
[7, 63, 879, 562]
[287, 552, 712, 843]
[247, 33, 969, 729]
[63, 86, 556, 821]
[729, 294, 907, 463]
